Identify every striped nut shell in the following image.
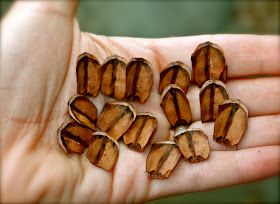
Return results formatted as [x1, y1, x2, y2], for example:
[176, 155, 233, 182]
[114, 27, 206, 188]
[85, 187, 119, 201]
[213, 99, 248, 146]
[125, 58, 153, 103]
[101, 55, 127, 100]
[76, 52, 101, 96]
[68, 95, 97, 131]
[146, 141, 181, 179]
[86, 132, 119, 171]
[191, 41, 227, 87]
[159, 61, 191, 94]
[97, 102, 136, 140]
[123, 113, 157, 152]
[160, 84, 192, 128]
[200, 80, 229, 123]
[57, 121, 93, 154]
[174, 126, 210, 162]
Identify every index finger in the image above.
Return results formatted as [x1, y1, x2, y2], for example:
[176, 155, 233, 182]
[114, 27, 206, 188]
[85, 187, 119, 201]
[146, 34, 280, 78]
[147, 145, 280, 201]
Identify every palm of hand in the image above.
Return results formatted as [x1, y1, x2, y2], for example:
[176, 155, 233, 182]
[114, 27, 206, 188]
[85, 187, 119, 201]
[1, 2, 279, 203]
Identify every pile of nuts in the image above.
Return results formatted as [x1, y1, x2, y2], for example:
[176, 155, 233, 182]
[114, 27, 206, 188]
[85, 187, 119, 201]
[57, 42, 248, 178]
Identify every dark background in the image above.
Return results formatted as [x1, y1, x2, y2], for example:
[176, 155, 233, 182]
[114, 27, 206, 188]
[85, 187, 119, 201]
[1, 0, 279, 203]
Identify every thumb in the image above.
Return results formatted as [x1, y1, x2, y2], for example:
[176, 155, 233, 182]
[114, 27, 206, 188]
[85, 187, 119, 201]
[3, 0, 79, 20]
[0, 0, 80, 151]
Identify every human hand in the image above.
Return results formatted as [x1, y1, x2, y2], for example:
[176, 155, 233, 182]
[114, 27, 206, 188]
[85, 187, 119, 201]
[1, 1, 279, 203]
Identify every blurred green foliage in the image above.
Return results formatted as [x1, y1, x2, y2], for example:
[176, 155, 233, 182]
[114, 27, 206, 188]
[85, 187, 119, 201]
[1, 0, 279, 203]
[77, 0, 279, 37]
[149, 176, 280, 204]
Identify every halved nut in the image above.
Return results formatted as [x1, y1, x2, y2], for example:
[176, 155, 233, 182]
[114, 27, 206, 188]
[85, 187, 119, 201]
[123, 113, 157, 152]
[146, 141, 181, 179]
[160, 84, 192, 128]
[101, 55, 127, 100]
[68, 95, 97, 130]
[191, 42, 227, 87]
[213, 99, 248, 146]
[159, 61, 191, 94]
[200, 80, 229, 123]
[125, 58, 153, 103]
[97, 102, 136, 140]
[86, 132, 119, 171]
[57, 121, 93, 154]
[174, 126, 210, 162]
[76, 52, 101, 96]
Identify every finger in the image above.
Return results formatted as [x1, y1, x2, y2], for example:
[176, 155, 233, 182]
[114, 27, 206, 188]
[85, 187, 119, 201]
[0, 0, 81, 123]
[83, 34, 280, 77]
[146, 34, 280, 78]
[187, 77, 280, 121]
[130, 77, 280, 143]
[5, 0, 79, 19]
[189, 114, 280, 151]
[148, 145, 280, 201]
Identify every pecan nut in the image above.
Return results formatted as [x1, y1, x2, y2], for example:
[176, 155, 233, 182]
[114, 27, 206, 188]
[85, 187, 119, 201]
[125, 58, 153, 103]
[86, 132, 119, 171]
[123, 113, 157, 152]
[146, 141, 181, 179]
[68, 95, 97, 130]
[174, 126, 210, 162]
[76, 52, 101, 96]
[160, 84, 192, 128]
[191, 42, 227, 87]
[57, 121, 93, 154]
[200, 80, 229, 122]
[101, 55, 127, 100]
[159, 61, 191, 94]
[213, 99, 248, 146]
[97, 102, 136, 140]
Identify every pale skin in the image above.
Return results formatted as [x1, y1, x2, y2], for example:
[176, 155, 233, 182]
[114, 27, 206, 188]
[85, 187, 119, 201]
[1, 1, 280, 203]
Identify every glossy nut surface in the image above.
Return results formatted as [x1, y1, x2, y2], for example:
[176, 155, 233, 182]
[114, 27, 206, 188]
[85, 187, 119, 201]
[200, 80, 229, 122]
[101, 55, 127, 100]
[123, 113, 157, 152]
[174, 126, 210, 162]
[68, 95, 97, 130]
[191, 42, 227, 87]
[160, 84, 192, 128]
[57, 121, 93, 154]
[76, 52, 101, 96]
[97, 102, 136, 140]
[86, 132, 119, 171]
[213, 99, 248, 146]
[125, 57, 153, 103]
[159, 61, 191, 94]
[146, 141, 181, 179]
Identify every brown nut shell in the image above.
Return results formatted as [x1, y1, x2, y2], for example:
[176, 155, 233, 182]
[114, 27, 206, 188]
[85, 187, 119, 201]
[123, 113, 157, 152]
[125, 58, 153, 103]
[200, 80, 229, 123]
[86, 132, 119, 171]
[160, 84, 192, 128]
[57, 121, 93, 154]
[68, 95, 97, 131]
[213, 99, 248, 146]
[174, 126, 210, 162]
[101, 55, 127, 100]
[146, 141, 181, 179]
[97, 102, 136, 140]
[191, 42, 227, 87]
[159, 61, 191, 94]
[76, 52, 101, 96]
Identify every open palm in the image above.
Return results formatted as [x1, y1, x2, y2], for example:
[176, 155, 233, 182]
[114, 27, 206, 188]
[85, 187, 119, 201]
[1, 1, 279, 203]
